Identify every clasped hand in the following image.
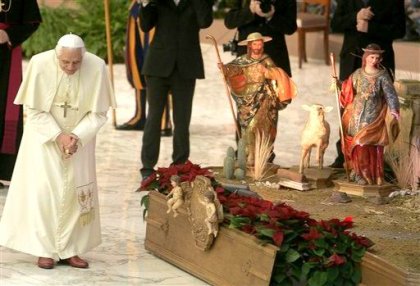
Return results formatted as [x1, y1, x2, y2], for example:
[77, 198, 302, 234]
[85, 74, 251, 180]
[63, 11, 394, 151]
[357, 7, 374, 21]
[249, 0, 275, 19]
[356, 7, 373, 33]
[56, 133, 79, 159]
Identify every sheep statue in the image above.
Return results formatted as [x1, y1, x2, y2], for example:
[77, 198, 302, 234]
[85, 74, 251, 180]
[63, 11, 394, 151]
[299, 104, 333, 174]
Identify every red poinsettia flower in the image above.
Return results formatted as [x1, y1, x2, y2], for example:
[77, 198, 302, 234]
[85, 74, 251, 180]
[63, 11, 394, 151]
[294, 210, 311, 220]
[301, 227, 322, 241]
[356, 236, 374, 248]
[229, 206, 244, 216]
[272, 231, 284, 246]
[348, 233, 375, 248]
[143, 161, 214, 191]
[335, 216, 354, 229]
[318, 221, 338, 237]
[241, 224, 256, 234]
[267, 207, 290, 220]
[140, 172, 157, 189]
[327, 253, 346, 266]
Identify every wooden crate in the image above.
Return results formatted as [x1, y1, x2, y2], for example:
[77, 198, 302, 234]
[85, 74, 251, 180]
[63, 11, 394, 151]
[145, 191, 278, 286]
[145, 191, 420, 286]
[361, 252, 420, 286]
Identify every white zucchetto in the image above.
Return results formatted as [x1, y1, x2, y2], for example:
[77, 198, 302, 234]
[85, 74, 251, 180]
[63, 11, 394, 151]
[57, 34, 85, 48]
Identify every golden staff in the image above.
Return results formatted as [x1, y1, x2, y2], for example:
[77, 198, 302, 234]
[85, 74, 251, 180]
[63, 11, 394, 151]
[205, 34, 241, 139]
[330, 52, 350, 181]
[104, 0, 116, 127]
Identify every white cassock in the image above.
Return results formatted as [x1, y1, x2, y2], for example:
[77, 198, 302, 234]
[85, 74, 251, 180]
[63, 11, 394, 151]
[0, 49, 116, 259]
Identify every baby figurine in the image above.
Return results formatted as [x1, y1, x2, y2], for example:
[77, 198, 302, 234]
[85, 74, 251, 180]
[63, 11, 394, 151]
[201, 190, 219, 237]
[166, 175, 184, 217]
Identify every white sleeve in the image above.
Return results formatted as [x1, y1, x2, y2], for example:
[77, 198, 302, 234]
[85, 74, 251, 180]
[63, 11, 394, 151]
[71, 112, 108, 146]
[25, 106, 62, 144]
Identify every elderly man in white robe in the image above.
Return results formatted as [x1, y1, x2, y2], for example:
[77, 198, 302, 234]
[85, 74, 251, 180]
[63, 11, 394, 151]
[0, 34, 116, 269]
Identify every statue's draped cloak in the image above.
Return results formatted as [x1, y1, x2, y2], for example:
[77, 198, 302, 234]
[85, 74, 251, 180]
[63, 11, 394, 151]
[341, 68, 399, 181]
[224, 54, 296, 163]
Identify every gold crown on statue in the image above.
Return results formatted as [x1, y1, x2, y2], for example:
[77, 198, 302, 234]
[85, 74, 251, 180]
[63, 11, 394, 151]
[362, 43, 385, 54]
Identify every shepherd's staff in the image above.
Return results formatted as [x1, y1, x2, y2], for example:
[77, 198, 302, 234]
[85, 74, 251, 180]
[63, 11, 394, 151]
[205, 34, 241, 139]
[330, 53, 350, 181]
[104, 0, 116, 127]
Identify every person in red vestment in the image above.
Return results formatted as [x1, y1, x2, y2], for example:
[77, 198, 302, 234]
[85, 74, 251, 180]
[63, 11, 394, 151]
[0, 0, 41, 187]
[339, 44, 400, 186]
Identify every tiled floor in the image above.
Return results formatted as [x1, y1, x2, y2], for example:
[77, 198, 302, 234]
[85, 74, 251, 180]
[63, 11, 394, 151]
[0, 43, 418, 285]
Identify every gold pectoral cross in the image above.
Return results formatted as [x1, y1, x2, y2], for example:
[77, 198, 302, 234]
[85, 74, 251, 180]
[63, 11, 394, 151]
[59, 101, 71, 118]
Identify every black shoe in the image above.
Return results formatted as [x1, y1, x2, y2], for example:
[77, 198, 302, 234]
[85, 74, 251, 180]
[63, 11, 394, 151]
[140, 168, 155, 181]
[329, 156, 344, 168]
[138, 168, 156, 191]
[268, 153, 276, 163]
[161, 128, 173, 137]
[115, 120, 145, 131]
[0, 182, 4, 189]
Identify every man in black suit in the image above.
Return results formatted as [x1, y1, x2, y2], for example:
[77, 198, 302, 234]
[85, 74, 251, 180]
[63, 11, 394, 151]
[329, 0, 406, 168]
[224, 0, 297, 77]
[139, 0, 213, 179]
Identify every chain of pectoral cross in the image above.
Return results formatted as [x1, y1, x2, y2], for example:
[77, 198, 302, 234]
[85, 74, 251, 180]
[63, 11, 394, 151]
[0, 0, 12, 13]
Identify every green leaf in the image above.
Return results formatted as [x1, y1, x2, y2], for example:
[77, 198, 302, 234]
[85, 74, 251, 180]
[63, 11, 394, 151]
[23, 0, 129, 62]
[140, 194, 149, 220]
[258, 213, 270, 222]
[284, 232, 300, 243]
[228, 216, 252, 228]
[308, 271, 328, 286]
[313, 248, 325, 257]
[327, 267, 339, 282]
[314, 238, 328, 248]
[341, 262, 354, 279]
[285, 249, 301, 263]
[280, 243, 290, 253]
[351, 267, 362, 284]
[272, 273, 286, 283]
[282, 219, 300, 225]
[351, 247, 366, 262]
[333, 276, 344, 286]
[257, 228, 275, 238]
[334, 242, 347, 254]
[300, 262, 313, 280]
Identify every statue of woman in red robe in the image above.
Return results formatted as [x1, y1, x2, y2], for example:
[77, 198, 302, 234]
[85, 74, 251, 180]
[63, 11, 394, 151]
[340, 44, 400, 185]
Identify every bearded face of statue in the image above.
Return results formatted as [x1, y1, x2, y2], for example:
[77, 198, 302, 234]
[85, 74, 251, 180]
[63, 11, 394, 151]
[247, 40, 264, 59]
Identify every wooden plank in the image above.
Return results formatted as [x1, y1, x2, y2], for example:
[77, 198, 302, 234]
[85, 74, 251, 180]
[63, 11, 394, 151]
[278, 179, 312, 191]
[333, 179, 396, 197]
[145, 191, 278, 286]
[361, 252, 420, 286]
